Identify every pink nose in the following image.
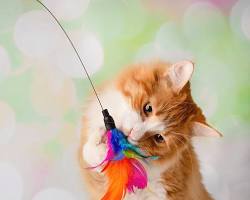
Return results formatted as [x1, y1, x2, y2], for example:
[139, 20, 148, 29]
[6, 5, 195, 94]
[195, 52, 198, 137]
[127, 128, 134, 137]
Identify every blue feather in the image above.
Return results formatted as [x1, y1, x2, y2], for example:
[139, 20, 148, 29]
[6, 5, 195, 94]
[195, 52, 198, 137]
[110, 128, 157, 160]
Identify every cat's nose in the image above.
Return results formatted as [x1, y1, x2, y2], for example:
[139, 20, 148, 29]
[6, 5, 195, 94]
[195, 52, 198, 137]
[127, 128, 133, 137]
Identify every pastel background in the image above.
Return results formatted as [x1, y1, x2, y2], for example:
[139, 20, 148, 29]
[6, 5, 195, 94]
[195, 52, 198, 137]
[0, 0, 249, 199]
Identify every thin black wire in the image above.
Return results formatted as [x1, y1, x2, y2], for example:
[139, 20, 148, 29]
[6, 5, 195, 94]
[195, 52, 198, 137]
[35, 0, 104, 111]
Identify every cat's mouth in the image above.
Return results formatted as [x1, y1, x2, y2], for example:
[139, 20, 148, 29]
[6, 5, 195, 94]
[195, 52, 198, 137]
[128, 137, 138, 145]
[117, 127, 140, 145]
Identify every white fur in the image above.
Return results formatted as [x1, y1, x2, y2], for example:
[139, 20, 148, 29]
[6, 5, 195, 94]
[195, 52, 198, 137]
[129, 118, 166, 144]
[82, 87, 169, 199]
[124, 163, 169, 200]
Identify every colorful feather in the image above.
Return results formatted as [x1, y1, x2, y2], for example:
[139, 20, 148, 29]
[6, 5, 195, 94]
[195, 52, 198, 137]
[94, 128, 153, 200]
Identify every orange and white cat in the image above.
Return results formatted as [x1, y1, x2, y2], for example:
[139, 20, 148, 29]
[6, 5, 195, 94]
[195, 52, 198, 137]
[79, 60, 222, 200]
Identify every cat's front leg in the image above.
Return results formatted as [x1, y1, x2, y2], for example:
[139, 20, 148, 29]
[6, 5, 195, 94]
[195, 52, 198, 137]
[82, 127, 107, 168]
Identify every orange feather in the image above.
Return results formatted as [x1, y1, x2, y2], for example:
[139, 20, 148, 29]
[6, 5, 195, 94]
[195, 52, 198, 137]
[101, 158, 132, 200]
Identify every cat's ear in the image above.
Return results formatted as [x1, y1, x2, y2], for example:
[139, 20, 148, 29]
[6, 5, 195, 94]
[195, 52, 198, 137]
[166, 60, 194, 93]
[192, 122, 223, 137]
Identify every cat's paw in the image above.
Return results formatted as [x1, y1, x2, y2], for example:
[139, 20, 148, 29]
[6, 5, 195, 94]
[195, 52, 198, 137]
[82, 127, 107, 168]
[83, 142, 107, 167]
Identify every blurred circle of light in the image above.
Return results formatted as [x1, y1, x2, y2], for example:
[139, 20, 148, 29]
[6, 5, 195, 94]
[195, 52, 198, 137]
[41, 0, 90, 21]
[230, 0, 250, 39]
[136, 22, 193, 62]
[197, 87, 218, 118]
[0, 102, 16, 145]
[32, 188, 76, 200]
[30, 67, 77, 118]
[0, 46, 11, 80]
[241, 6, 250, 40]
[55, 145, 84, 191]
[183, 2, 226, 45]
[135, 42, 193, 63]
[155, 22, 186, 51]
[0, 162, 23, 200]
[154, 22, 193, 62]
[47, 33, 104, 78]
[14, 10, 64, 59]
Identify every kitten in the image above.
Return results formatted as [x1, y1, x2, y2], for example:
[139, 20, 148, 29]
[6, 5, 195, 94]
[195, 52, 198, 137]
[79, 60, 222, 200]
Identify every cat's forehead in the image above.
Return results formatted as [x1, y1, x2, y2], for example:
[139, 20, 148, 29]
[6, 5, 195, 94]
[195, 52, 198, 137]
[116, 62, 174, 110]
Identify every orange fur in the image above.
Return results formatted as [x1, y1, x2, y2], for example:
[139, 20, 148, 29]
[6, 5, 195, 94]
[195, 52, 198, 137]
[80, 60, 215, 200]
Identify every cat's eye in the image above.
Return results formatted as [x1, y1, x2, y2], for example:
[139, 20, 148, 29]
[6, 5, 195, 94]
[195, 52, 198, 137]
[154, 134, 164, 143]
[143, 102, 153, 115]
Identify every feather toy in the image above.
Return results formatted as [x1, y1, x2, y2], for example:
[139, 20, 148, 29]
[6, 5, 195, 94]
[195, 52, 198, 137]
[93, 109, 155, 200]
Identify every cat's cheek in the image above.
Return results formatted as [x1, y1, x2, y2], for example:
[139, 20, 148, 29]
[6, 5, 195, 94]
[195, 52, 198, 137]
[82, 142, 107, 168]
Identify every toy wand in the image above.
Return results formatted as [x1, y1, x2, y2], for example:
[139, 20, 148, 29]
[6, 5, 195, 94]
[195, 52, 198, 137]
[35, 1, 153, 199]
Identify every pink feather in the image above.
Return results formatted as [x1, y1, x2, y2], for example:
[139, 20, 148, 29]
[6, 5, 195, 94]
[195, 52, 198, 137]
[127, 158, 147, 193]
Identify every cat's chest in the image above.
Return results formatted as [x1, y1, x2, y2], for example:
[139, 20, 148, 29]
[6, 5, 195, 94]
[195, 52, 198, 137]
[124, 179, 167, 200]
[124, 166, 168, 200]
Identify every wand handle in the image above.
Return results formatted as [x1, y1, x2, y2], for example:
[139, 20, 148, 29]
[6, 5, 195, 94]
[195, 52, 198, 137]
[102, 109, 116, 130]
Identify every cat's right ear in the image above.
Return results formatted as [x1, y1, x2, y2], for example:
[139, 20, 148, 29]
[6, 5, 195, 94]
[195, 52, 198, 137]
[165, 60, 194, 93]
[192, 122, 223, 137]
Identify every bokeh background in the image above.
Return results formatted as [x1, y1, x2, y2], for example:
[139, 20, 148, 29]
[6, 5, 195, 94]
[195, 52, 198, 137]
[0, 0, 249, 199]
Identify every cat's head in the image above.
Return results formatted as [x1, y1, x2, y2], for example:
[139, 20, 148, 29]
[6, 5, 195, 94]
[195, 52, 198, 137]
[114, 60, 221, 163]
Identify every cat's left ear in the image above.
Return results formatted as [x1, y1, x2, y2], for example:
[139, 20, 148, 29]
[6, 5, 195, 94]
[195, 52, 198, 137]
[166, 60, 194, 93]
[192, 122, 223, 137]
